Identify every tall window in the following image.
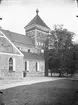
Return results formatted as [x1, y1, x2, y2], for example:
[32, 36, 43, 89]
[9, 57, 13, 72]
[36, 62, 37, 71]
[25, 61, 27, 71]
[36, 62, 39, 71]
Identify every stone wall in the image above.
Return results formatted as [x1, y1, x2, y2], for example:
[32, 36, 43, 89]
[39, 61, 45, 72]
[29, 60, 37, 72]
[26, 30, 35, 39]
[0, 54, 45, 78]
[24, 59, 45, 77]
[25, 60, 45, 72]
[37, 30, 47, 42]
[14, 42, 37, 53]
[0, 54, 24, 78]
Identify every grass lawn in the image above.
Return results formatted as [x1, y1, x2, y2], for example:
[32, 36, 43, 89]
[1, 79, 78, 105]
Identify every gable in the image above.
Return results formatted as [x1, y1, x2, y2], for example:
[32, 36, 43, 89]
[0, 30, 23, 56]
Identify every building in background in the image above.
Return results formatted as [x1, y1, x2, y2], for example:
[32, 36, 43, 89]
[0, 9, 51, 78]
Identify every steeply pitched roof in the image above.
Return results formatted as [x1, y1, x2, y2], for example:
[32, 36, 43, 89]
[25, 13, 50, 29]
[0, 28, 35, 46]
[22, 51, 44, 61]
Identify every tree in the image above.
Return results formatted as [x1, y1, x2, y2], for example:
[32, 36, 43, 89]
[44, 38, 49, 76]
[47, 24, 76, 76]
[0, 0, 3, 4]
[50, 24, 74, 51]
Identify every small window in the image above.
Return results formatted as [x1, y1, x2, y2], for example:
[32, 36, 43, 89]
[28, 49, 30, 53]
[36, 41, 38, 45]
[41, 43, 43, 46]
[41, 49, 44, 53]
[17, 47, 20, 49]
[1, 44, 3, 46]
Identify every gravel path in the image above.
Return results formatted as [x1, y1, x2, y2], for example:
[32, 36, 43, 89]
[0, 77, 65, 90]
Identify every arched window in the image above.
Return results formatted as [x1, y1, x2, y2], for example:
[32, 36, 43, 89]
[9, 57, 13, 72]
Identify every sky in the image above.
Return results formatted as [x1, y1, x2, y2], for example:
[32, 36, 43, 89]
[0, 0, 78, 42]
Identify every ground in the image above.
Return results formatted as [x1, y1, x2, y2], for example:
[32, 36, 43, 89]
[1, 78, 78, 105]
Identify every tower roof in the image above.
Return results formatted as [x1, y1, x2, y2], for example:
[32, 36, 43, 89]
[24, 9, 50, 29]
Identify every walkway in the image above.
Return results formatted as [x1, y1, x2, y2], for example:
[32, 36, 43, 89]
[0, 77, 65, 90]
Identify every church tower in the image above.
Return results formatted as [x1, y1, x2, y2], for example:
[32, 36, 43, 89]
[24, 9, 50, 53]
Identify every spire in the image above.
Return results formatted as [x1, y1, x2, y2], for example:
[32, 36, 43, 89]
[36, 9, 39, 15]
[25, 9, 50, 29]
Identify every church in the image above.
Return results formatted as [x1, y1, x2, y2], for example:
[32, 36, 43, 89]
[0, 9, 51, 78]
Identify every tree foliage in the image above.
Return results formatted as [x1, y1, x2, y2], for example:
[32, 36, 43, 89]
[49, 24, 75, 51]
[47, 24, 76, 76]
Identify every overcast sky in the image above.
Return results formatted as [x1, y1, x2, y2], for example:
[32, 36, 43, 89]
[0, 0, 78, 42]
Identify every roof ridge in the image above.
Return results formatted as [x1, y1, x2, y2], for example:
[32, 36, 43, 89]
[0, 28, 34, 40]
[0, 28, 24, 36]
[0, 28, 35, 46]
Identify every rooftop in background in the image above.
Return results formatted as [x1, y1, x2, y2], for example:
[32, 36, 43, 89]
[0, 28, 35, 46]
[22, 51, 44, 60]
